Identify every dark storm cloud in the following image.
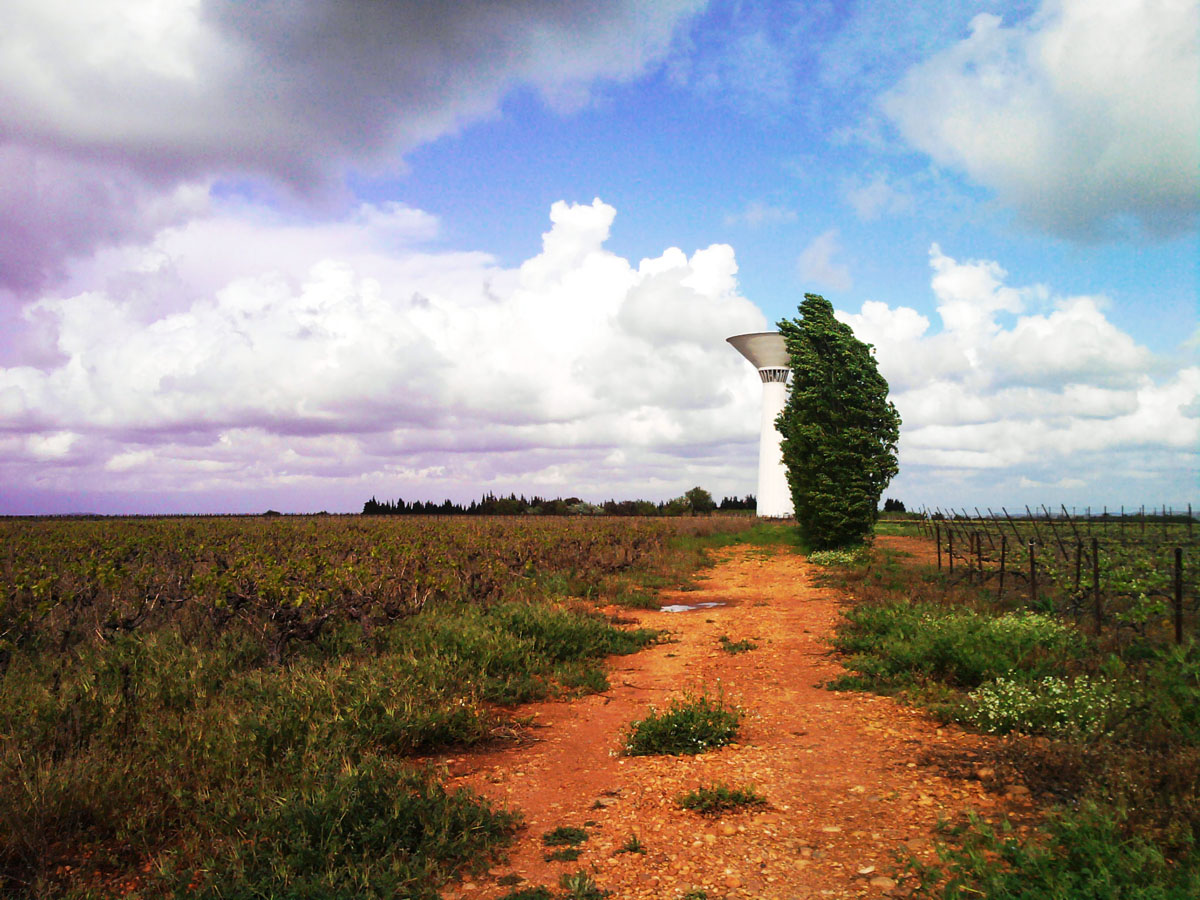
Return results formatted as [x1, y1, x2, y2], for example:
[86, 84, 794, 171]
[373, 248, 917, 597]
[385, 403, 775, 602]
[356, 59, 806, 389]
[0, 0, 703, 293]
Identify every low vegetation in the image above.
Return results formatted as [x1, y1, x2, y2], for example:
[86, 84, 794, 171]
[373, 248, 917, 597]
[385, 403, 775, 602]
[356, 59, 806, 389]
[623, 691, 741, 756]
[0, 515, 755, 898]
[614, 832, 647, 854]
[822, 535, 1200, 897]
[678, 783, 767, 816]
[541, 826, 589, 847]
[717, 634, 757, 654]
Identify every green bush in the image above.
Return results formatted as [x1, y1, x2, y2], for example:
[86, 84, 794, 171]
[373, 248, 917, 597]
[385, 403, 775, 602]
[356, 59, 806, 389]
[832, 603, 1086, 690]
[558, 870, 610, 899]
[678, 783, 767, 815]
[496, 889, 554, 900]
[912, 804, 1200, 900]
[170, 759, 518, 900]
[808, 547, 869, 567]
[0, 599, 653, 895]
[964, 675, 1131, 737]
[718, 635, 757, 655]
[623, 692, 741, 756]
[542, 825, 589, 847]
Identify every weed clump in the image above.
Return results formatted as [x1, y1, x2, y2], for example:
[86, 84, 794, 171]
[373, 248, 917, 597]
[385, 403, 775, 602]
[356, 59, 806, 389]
[828, 540, 1200, 897]
[615, 833, 646, 854]
[718, 635, 757, 654]
[496, 888, 554, 900]
[911, 803, 1200, 899]
[558, 870, 610, 899]
[542, 825, 589, 847]
[831, 603, 1086, 690]
[623, 692, 740, 756]
[678, 783, 767, 815]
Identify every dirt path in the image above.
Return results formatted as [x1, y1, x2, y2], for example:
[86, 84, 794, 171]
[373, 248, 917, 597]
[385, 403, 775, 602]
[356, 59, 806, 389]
[443, 543, 1025, 899]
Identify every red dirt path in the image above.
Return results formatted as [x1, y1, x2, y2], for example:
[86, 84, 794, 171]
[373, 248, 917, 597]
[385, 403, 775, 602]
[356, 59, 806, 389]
[441, 540, 1032, 899]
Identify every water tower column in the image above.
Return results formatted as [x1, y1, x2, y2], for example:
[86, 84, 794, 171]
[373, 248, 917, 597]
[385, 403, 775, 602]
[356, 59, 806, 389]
[726, 332, 794, 519]
[756, 367, 792, 518]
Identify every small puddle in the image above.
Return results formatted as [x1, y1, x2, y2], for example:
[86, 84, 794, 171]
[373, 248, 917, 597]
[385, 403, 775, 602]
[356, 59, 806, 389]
[659, 601, 727, 613]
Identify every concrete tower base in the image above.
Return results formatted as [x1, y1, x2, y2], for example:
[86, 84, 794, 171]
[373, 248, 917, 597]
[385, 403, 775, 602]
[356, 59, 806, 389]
[727, 332, 794, 520]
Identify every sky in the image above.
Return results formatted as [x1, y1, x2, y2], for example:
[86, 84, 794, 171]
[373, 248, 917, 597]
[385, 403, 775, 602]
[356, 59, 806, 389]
[0, 0, 1196, 515]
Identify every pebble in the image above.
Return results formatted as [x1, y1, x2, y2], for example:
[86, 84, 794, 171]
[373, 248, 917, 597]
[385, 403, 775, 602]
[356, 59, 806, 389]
[869, 875, 897, 890]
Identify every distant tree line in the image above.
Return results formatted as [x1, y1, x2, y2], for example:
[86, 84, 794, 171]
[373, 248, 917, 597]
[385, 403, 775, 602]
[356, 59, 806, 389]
[362, 488, 748, 517]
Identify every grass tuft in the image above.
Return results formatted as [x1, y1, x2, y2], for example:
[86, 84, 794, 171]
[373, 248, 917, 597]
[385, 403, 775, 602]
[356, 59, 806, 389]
[623, 691, 741, 756]
[718, 635, 757, 654]
[558, 869, 610, 899]
[678, 782, 767, 815]
[614, 832, 646, 854]
[542, 825, 589, 847]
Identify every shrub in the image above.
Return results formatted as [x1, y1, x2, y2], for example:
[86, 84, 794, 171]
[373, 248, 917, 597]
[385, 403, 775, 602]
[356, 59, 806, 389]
[171, 759, 519, 900]
[718, 635, 757, 655]
[542, 825, 589, 847]
[964, 675, 1131, 737]
[832, 604, 1086, 690]
[497, 888, 553, 900]
[623, 692, 740, 756]
[678, 783, 767, 815]
[559, 870, 610, 899]
[912, 804, 1200, 899]
[615, 833, 646, 854]
[808, 547, 869, 567]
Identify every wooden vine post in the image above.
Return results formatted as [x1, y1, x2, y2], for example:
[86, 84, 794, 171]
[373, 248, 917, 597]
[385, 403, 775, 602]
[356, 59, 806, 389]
[1029, 541, 1037, 607]
[1176, 547, 1185, 645]
[997, 535, 1006, 601]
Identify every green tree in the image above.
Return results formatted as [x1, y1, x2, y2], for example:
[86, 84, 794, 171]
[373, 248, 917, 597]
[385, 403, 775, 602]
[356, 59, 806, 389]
[684, 486, 717, 516]
[777, 294, 901, 549]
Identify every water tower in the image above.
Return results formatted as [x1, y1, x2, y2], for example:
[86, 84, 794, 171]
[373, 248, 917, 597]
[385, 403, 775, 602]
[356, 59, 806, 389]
[727, 332, 793, 518]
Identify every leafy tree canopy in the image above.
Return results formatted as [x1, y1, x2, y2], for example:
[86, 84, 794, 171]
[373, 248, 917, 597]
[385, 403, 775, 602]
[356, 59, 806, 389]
[777, 293, 901, 549]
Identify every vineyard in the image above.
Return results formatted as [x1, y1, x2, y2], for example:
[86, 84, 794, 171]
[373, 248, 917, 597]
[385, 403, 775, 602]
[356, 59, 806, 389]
[908, 506, 1197, 644]
[0, 514, 755, 899]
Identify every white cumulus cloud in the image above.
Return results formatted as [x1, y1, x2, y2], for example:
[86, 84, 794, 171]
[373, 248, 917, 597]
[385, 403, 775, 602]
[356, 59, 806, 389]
[0, 199, 768, 511]
[837, 245, 1198, 504]
[883, 0, 1199, 239]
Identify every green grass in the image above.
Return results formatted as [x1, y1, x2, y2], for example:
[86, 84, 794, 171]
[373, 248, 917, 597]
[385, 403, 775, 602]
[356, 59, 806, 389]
[718, 634, 757, 654]
[911, 804, 1200, 899]
[496, 888, 554, 900]
[830, 603, 1088, 691]
[544, 848, 582, 862]
[623, 692, 741, 756]
[678, 782, 767, 815]
[0, 513, 784, 895]
[818, 543, 1200, 898]
[0, 601, 656, 897]
[614, 833, 646, 854]
[167, 759, 519, 900]
[558, 870, 610, 899]
[542, 825, 589, 847]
